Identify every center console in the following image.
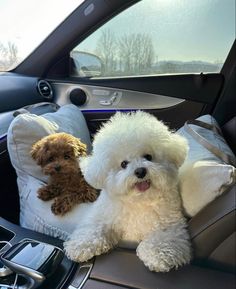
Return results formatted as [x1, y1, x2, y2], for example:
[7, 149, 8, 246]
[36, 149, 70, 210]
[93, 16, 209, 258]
[0, 218, 77, 289]
[0, 217, 235, 289]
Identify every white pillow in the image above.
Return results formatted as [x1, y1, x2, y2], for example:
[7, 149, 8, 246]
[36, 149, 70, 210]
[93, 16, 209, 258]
[178, 115, 236, 217]
[7, 104, 92, 239]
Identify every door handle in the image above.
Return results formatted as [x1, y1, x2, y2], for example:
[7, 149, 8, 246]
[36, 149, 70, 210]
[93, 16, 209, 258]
[99, 91, 122, 106]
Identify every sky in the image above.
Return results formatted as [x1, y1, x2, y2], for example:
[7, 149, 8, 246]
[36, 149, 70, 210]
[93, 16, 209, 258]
[0, 0, 83, 60]
[0, 0, 235, 65]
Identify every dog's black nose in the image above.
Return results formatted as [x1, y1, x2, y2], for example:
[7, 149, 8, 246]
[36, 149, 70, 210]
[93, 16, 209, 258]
[54, 165, 61, 172]
[134, 167, 147, 179]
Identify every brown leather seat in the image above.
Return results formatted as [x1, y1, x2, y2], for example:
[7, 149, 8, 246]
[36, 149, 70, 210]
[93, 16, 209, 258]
[189, 185, 235, 273]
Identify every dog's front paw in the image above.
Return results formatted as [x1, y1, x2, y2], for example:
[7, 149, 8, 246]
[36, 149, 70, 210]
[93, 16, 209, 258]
[137, 239, 191, 272]
[86, 187, 98, 202]
[64, 239, 95, 262]
[51, 197, 70, 215]
[37, 186, 53, 201]
[64, 235, 113, 262]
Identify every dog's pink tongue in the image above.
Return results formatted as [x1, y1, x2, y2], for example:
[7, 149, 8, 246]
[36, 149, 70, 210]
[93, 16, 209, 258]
[135, 180, 150, 192]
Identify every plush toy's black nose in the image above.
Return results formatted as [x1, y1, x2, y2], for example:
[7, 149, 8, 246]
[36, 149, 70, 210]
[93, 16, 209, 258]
[54, 165, 61, 172]
[134, 167, 147, 179]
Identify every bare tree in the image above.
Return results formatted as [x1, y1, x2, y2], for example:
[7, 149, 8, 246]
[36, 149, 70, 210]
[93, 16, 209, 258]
[95, 30, 155, 76]
[0, 43, 7, 70]
[95, 29, 117, 75]
[117, 34, 133, 73]
[118, 33, 154, 75]
[0, 41, 18, 70]
[7, 42, 18, 66]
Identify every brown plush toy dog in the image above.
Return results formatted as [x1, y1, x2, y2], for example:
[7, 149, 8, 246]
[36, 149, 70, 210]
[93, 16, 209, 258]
[31, 132, 98, 216]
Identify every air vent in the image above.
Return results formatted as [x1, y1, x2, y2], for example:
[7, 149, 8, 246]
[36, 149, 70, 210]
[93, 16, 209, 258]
[37, 80, 53, 99]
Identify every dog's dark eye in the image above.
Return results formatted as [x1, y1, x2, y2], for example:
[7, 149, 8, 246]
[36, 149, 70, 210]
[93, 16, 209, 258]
[64, 154, 70, 160]
[121, 160, 129, 169]
[143, 154, 152, 161]
[48, 157, 54, 162]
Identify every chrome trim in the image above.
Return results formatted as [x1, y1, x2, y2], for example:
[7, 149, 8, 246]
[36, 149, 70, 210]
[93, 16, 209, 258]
[52, 82, 185, 110]
[68, 261, 93, 289]
[37, 80, 53, 99]
[0, 149, 7, 156]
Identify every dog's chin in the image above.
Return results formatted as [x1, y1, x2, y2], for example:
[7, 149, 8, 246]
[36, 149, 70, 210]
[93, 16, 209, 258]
[49, 171, 77, 176]
[42, 168, 52, 176]
[134, 179, 151, 193]
[43, 170, 57, 176]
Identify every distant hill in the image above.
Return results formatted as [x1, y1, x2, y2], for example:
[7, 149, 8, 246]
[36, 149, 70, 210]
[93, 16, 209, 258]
[153, 60, 222, 74]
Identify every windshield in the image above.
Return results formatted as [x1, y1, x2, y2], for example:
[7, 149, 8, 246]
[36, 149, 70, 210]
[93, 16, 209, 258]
[0, 0, 83, 72]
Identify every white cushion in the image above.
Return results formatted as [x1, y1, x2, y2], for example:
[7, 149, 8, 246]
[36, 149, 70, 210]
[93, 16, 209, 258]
[178, 115, 236, 217]
[7, 104, 92, 239]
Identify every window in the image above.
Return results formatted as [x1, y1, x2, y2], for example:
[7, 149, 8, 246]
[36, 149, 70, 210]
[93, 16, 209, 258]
[71, 0, 235, 77]
[0, 0, 83, 71]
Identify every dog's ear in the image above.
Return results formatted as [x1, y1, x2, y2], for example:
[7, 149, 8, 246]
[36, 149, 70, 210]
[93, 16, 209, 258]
[73, 138, 87, 157]
[79, 155, 105, 189]
[166, 133, 189, 168]
[31, 139, 48, 166]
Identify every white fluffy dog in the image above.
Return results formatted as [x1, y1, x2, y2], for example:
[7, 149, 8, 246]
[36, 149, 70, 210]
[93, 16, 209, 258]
[64, 111, 192, 272]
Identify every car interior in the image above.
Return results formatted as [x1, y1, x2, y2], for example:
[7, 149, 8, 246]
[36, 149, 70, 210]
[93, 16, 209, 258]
[0, 0, 235, 288]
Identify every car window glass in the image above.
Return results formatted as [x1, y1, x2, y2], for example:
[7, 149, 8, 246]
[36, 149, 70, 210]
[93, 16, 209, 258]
[71, 0, 235, 78]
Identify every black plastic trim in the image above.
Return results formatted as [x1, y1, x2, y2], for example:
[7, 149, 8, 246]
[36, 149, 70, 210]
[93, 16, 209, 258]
[0, 73, 47, 113]
[213, 40, 236, 125]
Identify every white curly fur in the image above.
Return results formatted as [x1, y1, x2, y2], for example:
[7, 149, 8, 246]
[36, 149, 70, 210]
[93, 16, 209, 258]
[64, 111, 192, 272]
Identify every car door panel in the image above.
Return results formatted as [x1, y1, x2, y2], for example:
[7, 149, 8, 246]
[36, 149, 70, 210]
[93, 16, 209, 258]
[52, 81, 205, 132]
[50, 72, 223, 132]
[53, 82, 184, 110]
[73, 73, 224, 104]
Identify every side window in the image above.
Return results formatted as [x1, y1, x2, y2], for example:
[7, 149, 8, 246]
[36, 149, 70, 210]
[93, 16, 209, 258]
[70, 0, 235, 78]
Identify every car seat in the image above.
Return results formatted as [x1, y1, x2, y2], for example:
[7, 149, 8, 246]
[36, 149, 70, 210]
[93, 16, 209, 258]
[189, 116, 236, 273]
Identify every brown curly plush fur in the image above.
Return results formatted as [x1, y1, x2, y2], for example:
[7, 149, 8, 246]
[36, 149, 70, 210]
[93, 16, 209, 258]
[31, 132, 98, 216]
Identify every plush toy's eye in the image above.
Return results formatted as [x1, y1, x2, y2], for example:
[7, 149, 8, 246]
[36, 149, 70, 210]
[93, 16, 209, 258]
[64, 154, 70, 160]
[48, 156, 54, 162]
[143, 154, 152, 161]
[121, 160, 129, 169]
